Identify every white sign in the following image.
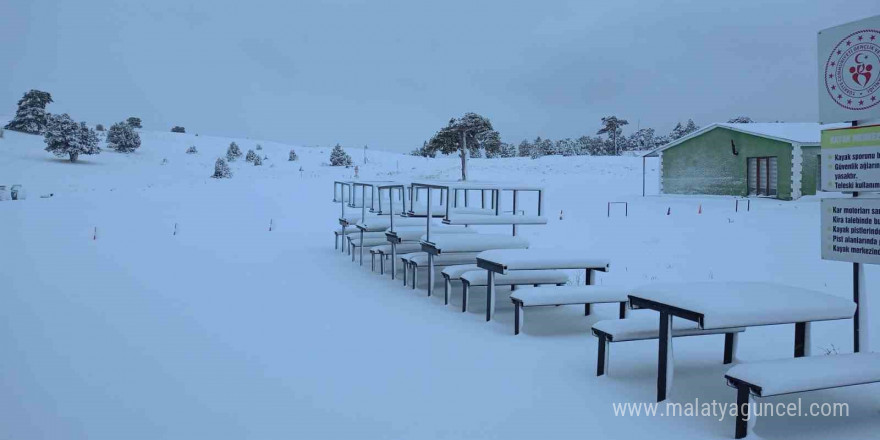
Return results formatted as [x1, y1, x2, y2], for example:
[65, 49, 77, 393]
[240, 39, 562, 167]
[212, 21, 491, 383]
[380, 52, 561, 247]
[821, 124, 880, 191]
[822, 197, 880, 264]
[818, 15, 880, 124]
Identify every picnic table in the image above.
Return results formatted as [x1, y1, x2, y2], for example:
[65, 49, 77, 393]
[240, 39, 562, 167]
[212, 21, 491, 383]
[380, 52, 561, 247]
[475, 249, 611, 321]
[627, 281, 856, 402]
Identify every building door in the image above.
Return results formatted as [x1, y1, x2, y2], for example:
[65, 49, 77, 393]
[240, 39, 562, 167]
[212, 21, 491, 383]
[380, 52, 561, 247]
[747, 157, 778, 197]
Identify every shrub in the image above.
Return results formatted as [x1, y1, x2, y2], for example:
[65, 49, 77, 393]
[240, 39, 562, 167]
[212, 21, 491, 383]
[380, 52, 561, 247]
[254, 155, 263, 166]
[226, 142, 242, 161]
[212, 158, 232, 178]
[289, 149, 298, 161]
[186, 146, 198, 154]
[107, 122, 141, 153]
[329, 144, 353, 166]
[245, 149, 257, 162]
[171, 126, 185, 133]
[126, 117, 142, 128]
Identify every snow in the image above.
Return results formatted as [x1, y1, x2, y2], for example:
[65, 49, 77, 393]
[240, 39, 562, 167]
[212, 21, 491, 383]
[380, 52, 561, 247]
[406, 252, 481, 266]
[593, 317, 745, 342]
[426, 233, 530, 253]
[441, 264, 482, 280]
[444, 213, 548, 225]
[630, 282, 856, 329]
[477, 249, 611, 272]
[512, 285, 630, 306]
[460, 269, 570, 286]
[1, 128, 879, 440]
[725, 353, 880, 397]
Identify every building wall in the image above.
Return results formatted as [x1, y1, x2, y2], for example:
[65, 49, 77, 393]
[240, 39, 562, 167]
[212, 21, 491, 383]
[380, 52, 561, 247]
[660, 127, 795, 199]
[800, 146, 820, 196]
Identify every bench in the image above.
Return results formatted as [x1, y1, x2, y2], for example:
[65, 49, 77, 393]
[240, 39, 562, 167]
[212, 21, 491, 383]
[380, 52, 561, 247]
[592, 317, 745, 377]
[509, 285, 630, 335]
[348, 235, 389, 261]
[460, 270, 570, 314]
[420, 234, 530, 297]
[441, 264, 480, 305]
[370, 243, 423, 273]
[724, 352, 880, 438]
[400, 252, 481, 289]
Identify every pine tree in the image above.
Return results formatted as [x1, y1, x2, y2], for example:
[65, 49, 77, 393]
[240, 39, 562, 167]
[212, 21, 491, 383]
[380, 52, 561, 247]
[5, 89, 53, 134]
[212, 157, 232, 178]
[106, 122, 141, 152]
[597, 116, 629, 155]
[289, 149, 298, 161]
[254, 155, 263, 166]
[727, 116, 754, 123]
[226, 142, 242, 161]
[499, 142, 517, 158]
[246, 149, 257, 162]
[255, 144, 262, 150]
[44, 114, 101, 162]
[423, 113, 499, 180]
[186, 146, 198, 154]
[329, 144, 353, 166]
[171, 126, 185, 133]
[95, 124, 105, 131]
[126, 117, 142, 128]
[517, 140, 532, 157]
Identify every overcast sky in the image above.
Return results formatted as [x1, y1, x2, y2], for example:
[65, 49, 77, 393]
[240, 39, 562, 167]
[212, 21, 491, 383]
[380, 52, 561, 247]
[1, 1, 876, 151]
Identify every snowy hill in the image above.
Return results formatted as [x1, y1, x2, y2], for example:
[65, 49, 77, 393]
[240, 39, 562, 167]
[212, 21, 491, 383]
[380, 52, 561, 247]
[0, 128, 877, 440]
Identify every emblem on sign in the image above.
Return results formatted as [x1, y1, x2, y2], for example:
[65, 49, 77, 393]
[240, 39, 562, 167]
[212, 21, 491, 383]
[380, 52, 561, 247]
[823, 29, 880, 111]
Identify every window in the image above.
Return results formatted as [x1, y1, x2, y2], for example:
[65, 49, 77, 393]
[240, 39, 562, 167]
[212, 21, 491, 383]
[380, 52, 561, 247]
[747, 157, 778, 197]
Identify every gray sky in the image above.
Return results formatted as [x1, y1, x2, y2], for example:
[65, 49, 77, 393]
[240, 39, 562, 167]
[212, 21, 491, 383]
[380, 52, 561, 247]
[2, 0, 876, 152]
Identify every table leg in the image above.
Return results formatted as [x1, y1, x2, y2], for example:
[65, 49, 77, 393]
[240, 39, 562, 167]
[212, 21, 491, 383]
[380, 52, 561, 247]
[485, 271, 496, 321]
[391, 243, 397, 280]
[359, 230, 364, 265]
[657, 311, 674, 402]
[428, 254, 435, 297]
[794, 322, 812, 357]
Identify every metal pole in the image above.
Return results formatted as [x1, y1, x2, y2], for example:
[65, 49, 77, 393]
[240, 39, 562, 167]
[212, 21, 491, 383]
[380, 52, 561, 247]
[512, 190, 519, 236]
[642, 156, 647, 197]
[427, 187, 434, 297]
[852, 120, 869, 353]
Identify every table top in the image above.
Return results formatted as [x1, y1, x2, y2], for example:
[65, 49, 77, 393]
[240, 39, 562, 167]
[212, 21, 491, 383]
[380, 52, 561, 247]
[629, 281, 856, 330]
[476, 249, 611, 274]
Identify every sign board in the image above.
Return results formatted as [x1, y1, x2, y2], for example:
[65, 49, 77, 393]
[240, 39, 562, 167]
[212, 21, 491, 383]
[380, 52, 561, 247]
[818, 15, 880, 124]
[821, 124, 880, 191]
[821, 197, 880, 264]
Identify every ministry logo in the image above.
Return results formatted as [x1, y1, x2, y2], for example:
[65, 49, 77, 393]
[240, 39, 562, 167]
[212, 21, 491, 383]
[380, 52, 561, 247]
[824, 29, 880, 111]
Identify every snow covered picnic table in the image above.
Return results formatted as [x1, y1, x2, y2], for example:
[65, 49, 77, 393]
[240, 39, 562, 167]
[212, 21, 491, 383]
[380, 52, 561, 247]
[475, 249, 611, 321]
[419, 234, 530, 297]
[626, 281, 856, 402]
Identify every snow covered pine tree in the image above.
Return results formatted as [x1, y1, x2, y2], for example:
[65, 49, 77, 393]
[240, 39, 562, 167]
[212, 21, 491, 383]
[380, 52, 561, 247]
[212, 158, 232, 178]
[106, 122, 141, 153]
[246, 149, 257, 162]
[44, 114, 101, 162]
[186, 146, 198, 154]
[289, 149, 298, 161]
[5, 89, 53, 134]
[329, 144, 353, 166]
[126, 117, 142, 128]
[254, 155, 263, 166]
[227, 142, 242, 161]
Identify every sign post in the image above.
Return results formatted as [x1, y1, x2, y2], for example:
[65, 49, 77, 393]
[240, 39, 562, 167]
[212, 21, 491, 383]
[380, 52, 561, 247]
[819, 15, 880, 353]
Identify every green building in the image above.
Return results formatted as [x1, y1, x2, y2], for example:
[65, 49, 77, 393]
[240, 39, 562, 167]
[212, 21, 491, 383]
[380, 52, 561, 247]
[643, 123, 842, 200]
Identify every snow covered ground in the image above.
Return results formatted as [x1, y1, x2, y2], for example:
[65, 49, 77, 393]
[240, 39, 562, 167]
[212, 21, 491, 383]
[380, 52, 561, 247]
[1, 129, 878, 439]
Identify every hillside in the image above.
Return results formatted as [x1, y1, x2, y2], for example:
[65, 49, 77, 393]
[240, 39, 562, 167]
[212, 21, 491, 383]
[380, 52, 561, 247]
[0, 128, 877, 440]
